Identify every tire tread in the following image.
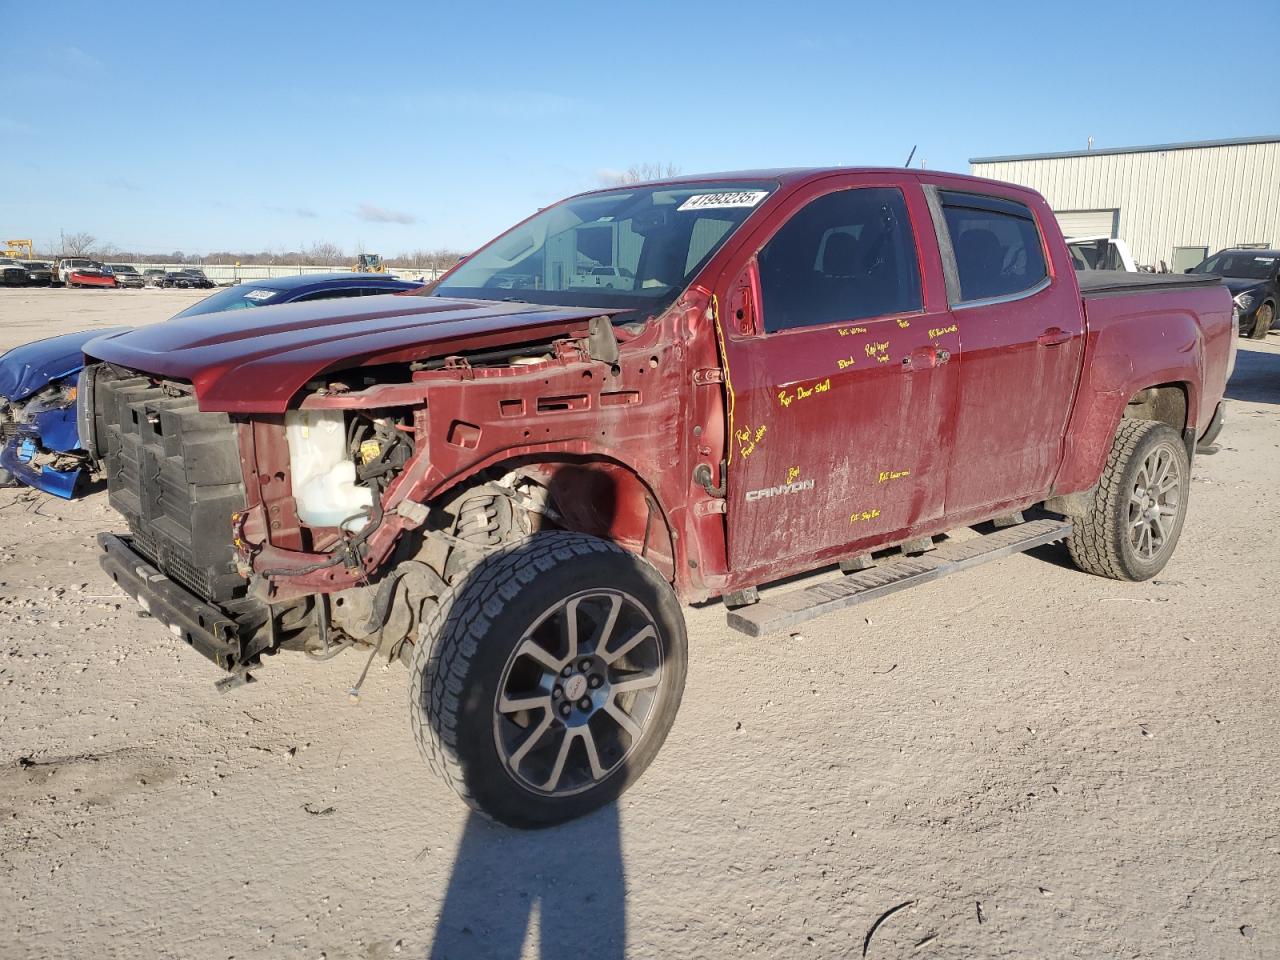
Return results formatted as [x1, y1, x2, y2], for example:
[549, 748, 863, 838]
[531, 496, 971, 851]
[1066, 419, 1184, 581]
[408, 532, 634, 818]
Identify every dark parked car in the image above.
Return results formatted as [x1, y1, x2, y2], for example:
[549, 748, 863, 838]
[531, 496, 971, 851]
[108, 264, 146, 288]
[21, 261, 53, 285]
[169, 272, 421, 318]
[1188, 248, 1279, 339]
[0, 272, 421, 497]
[0, 257, 28, 286]
[162, 269, 215, 289]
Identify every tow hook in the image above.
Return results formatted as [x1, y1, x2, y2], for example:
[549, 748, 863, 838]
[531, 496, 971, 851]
[693, 460, 727, 498]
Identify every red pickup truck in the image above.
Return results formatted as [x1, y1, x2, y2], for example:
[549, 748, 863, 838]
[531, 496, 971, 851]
[83, 168, 1234, 827]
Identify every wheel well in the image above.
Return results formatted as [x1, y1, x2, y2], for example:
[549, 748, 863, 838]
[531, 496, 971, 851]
[516, 459, 677, 583]
[430, 457, 678, 585]
[1123, 383, 1187, 433]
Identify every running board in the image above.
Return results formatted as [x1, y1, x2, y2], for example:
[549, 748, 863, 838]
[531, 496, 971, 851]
[725, 519, 1072, 637]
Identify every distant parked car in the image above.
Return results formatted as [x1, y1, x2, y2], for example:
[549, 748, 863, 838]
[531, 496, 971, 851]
[108, 264, 145, 288]
[0, 258, 28, 286]
[1187, 248, 1279, 339]
[142, 269, 165, 287]
[568, 264, 636, 289]
[62, 260, 117, 288]
[54, 257, 118, 287]
[161, 269, 215, 289]
[0, 271, 421, 497]
[21, 261, 53, 285]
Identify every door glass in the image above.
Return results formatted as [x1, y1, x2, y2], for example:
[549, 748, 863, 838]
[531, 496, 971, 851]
[757, 187, 922, 333]
[941, 192, 1048, 301]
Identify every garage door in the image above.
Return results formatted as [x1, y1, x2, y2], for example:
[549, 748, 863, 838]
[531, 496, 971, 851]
[1055, 209, 1119, 239]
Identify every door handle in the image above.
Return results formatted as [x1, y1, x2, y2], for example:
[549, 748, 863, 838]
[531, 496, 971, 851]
[1037, 327, 1072, 347]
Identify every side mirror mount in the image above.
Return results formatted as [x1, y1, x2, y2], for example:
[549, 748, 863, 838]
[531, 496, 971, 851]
[729, 262, 760, 336]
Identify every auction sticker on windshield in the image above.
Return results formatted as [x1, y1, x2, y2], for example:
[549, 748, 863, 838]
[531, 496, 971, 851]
[678, 190, 770, 211]
[243, 289, 277, 301]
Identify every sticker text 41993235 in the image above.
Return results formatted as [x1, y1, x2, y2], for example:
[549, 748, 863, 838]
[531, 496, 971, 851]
[677, 191, 770, 212]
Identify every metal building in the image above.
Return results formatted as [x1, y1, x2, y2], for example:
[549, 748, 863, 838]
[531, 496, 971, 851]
[970, 135, 1280, 272]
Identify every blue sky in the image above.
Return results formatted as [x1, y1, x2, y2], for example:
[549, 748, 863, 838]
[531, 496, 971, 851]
[3, 0, 1274, 256]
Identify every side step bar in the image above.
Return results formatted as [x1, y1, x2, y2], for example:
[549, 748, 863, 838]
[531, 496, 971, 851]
[726, 518, 1072, 637]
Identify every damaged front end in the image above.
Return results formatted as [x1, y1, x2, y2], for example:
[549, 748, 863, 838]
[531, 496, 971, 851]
[0, 380, 86, 498]
[88, 337, 592, 679]
[0, 328, 129, 498]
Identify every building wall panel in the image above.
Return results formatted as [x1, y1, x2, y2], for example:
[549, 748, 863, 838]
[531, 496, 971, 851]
[972, 140, 1280, 268]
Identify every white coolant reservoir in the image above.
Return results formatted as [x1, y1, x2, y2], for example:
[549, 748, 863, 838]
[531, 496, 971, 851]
[285, 410, 373, 531]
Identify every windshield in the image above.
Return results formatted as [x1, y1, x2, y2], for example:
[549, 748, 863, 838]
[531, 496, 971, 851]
[171, 285, 287, 317]
[1191, 251, 1278, 280]
[110, 264, 138, 273]
[430, 181, 777, 317]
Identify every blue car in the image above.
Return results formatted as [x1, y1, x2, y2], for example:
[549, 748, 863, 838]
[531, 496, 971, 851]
[0, 272, 421, 497]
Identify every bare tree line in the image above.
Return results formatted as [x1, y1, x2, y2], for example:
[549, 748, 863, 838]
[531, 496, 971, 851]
[601, 162, 682, 185]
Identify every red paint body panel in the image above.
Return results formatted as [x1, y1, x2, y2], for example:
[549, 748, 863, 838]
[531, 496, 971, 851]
[85, 296, 616, 412]
[89, 167, 1233, 605]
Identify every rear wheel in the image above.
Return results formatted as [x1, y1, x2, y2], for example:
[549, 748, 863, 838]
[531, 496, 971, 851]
[410, 532, 687, 828]
[1252, 302, 1274, 339]
[1067, 420, 1190, 581]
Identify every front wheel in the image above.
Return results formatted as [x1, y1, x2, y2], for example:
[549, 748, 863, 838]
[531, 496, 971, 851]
[1067, 420, 1190, 581]
[410, 532, 687, 828]
[1251, 302, 1274, 339]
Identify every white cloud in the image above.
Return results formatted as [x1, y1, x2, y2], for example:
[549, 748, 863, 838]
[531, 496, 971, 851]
[356, 203, 417, 225]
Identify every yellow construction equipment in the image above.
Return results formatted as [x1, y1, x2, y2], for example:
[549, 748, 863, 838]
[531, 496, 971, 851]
[4, 240, 34, 260]
[353, 253, 386, 273]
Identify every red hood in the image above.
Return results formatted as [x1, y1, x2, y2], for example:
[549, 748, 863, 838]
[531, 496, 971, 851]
[84, 294, 613, 413]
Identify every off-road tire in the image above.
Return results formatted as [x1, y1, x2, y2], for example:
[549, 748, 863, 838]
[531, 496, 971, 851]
[1067, 420, 1190, 581]
[1252, 302, 1274, 340]
[409, 531, 687, 829]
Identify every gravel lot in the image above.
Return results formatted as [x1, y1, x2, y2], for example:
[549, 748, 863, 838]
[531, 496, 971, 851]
[0, 288, 1277, 960]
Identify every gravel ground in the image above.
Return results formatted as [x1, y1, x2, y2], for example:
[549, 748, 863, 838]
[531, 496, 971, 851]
[0, 288, 1277, 960]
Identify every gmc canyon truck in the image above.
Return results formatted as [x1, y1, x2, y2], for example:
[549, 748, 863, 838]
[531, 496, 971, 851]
[81, 168, 1234, 828]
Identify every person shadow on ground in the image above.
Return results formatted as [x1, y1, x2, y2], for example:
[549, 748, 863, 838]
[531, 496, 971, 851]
[428, 804, 626, 960]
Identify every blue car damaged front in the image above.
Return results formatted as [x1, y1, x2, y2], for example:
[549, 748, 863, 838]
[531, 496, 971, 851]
[0, 327, 129, 498]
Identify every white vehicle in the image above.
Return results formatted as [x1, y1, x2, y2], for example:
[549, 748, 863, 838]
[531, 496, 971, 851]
[1066, 236, 1138, 272]
[567, 265, 635, 290]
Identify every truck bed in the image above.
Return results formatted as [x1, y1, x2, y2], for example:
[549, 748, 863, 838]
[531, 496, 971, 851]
[1076, 270, 1224, 298]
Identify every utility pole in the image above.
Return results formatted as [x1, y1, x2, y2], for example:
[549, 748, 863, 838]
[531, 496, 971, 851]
[1087, 136, 1094, 151]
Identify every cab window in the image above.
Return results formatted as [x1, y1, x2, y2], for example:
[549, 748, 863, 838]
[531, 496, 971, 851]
[941, 191, 1048, 302]
[757, 187, 922, 333]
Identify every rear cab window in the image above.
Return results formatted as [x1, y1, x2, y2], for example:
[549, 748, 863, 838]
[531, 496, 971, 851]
[938, 190, 1048, 303]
